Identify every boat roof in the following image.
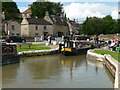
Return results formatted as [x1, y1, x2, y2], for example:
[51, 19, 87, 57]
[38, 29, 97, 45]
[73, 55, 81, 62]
[68, 40, 93, 44]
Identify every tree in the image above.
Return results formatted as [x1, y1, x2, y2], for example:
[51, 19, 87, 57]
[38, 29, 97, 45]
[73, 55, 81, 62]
[113, 19, 120, 34]
[2, 1, 20, 20]
[101, 15, 115, 34]
[81, 15, 119, 35]
[31, 1, 63, 18]
[81, 17, 103, 35]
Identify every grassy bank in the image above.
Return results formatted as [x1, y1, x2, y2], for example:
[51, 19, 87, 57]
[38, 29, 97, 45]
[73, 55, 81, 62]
[17, 44, 51, 52]
[94, 49, 120, 62]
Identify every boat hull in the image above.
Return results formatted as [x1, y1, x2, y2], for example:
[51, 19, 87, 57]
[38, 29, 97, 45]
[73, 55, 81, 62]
[2, 54, 20, 65]
[61, 47, 91, 56]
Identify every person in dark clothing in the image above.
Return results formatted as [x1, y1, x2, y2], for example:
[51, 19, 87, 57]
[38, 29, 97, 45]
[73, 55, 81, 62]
[94, 35, 99, 48]
[108, 40, 111, 51]
[95, 35, 99, 44]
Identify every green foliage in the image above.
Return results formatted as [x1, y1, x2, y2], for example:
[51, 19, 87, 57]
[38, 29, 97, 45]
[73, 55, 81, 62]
[102, 15, 115, 34]
[81, 15, 119, 35]
[31, 1, 63, 18]
[82, 17, 102, 35]
[2, 1, 20, 20]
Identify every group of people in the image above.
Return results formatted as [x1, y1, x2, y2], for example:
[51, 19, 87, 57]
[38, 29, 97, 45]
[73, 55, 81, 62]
[107, 38, 119, 52]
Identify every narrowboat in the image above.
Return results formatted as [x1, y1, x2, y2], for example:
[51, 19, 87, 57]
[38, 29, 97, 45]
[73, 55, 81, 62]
[61, 40, 93, 56]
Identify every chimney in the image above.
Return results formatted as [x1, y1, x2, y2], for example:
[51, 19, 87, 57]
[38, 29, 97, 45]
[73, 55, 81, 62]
[2, 11, 5, 20]
[60, 13, 64, 18]
[28, 5, 31, 8]
[45, 11, 49, 16]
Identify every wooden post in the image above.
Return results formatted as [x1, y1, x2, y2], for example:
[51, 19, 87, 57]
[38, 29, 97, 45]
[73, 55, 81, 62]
[20, 45, 21, 48]
[29, 45, 31, 48]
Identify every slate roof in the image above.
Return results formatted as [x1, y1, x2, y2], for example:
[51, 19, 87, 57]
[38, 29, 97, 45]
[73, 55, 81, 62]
[4, 19, 19, 23]
[23, 8, 31, 14]
[68, 20, 79, 27]
[50, 15, 68, 26]
[26, 18, 52, 25]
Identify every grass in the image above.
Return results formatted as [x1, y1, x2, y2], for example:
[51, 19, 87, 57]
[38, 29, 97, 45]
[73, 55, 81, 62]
[17, 44, 51, 52]
[94, 49, 120, 62]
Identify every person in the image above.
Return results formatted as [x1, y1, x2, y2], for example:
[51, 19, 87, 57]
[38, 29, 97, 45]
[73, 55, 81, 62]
[48, 35, 51, 43]
[107, 40, 111, 51]
[113, 41, 119, 51]
[110, 41, 115, 51]
[95, 35, 99, 44]
[96, 36, 99, 44]
[78, 43, 83, 48]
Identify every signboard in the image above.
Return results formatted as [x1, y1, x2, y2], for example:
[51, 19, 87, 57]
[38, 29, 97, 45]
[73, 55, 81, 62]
[2, 45, 17, 55]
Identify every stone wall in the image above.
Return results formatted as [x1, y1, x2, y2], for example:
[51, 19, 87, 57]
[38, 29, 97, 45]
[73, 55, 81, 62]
[28, 25, 53, 38]
[87, 50, 104, 62]
[18, 48, 59, 57]
[21, 24, 29, 37]
[5, 21, 21, 36]
[53, 24, 69, 36]
[98, 34, 120, 40]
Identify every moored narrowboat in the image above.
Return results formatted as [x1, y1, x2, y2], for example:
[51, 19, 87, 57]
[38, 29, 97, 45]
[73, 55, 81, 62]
[61, 40, 93, 56]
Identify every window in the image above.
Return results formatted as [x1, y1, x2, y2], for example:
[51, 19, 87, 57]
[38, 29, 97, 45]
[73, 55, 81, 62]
[11, 25, 15, 30]
[43, 26, 47, 30]
[35, 26, 38, 30]
[35, 33, 39, 36]
[12, 33, 14, 35]
[16, 33, 19, 36]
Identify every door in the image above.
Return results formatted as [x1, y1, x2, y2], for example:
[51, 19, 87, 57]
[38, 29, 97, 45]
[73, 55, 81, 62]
[58, 32, 63, 37]
[44, 32, 48, 40]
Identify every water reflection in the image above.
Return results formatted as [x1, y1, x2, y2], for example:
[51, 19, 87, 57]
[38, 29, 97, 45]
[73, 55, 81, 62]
[2, 54, 114, 88]
[21, 55, 61, 80]
[2, 64, 19, 84]
[87, 58, 114, 85]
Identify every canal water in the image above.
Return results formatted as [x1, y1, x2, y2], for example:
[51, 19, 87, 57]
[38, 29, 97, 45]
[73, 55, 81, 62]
[2, 54, 114, 88]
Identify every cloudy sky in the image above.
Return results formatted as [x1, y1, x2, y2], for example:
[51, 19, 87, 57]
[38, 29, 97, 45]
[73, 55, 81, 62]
[13, 0, 119, 23]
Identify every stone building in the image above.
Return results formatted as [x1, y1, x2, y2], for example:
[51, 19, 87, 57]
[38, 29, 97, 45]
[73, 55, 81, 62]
[22, 5, 32, 18]
[4, 20, 21, 36]
[21, 18, 52, 38]
[21, 11, 69, 38]
[44, 11, 69, 37]
[67, 19, 80, 35]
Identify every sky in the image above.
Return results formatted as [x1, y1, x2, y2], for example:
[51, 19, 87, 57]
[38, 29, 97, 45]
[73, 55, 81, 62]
[13, 0, 119, 23]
